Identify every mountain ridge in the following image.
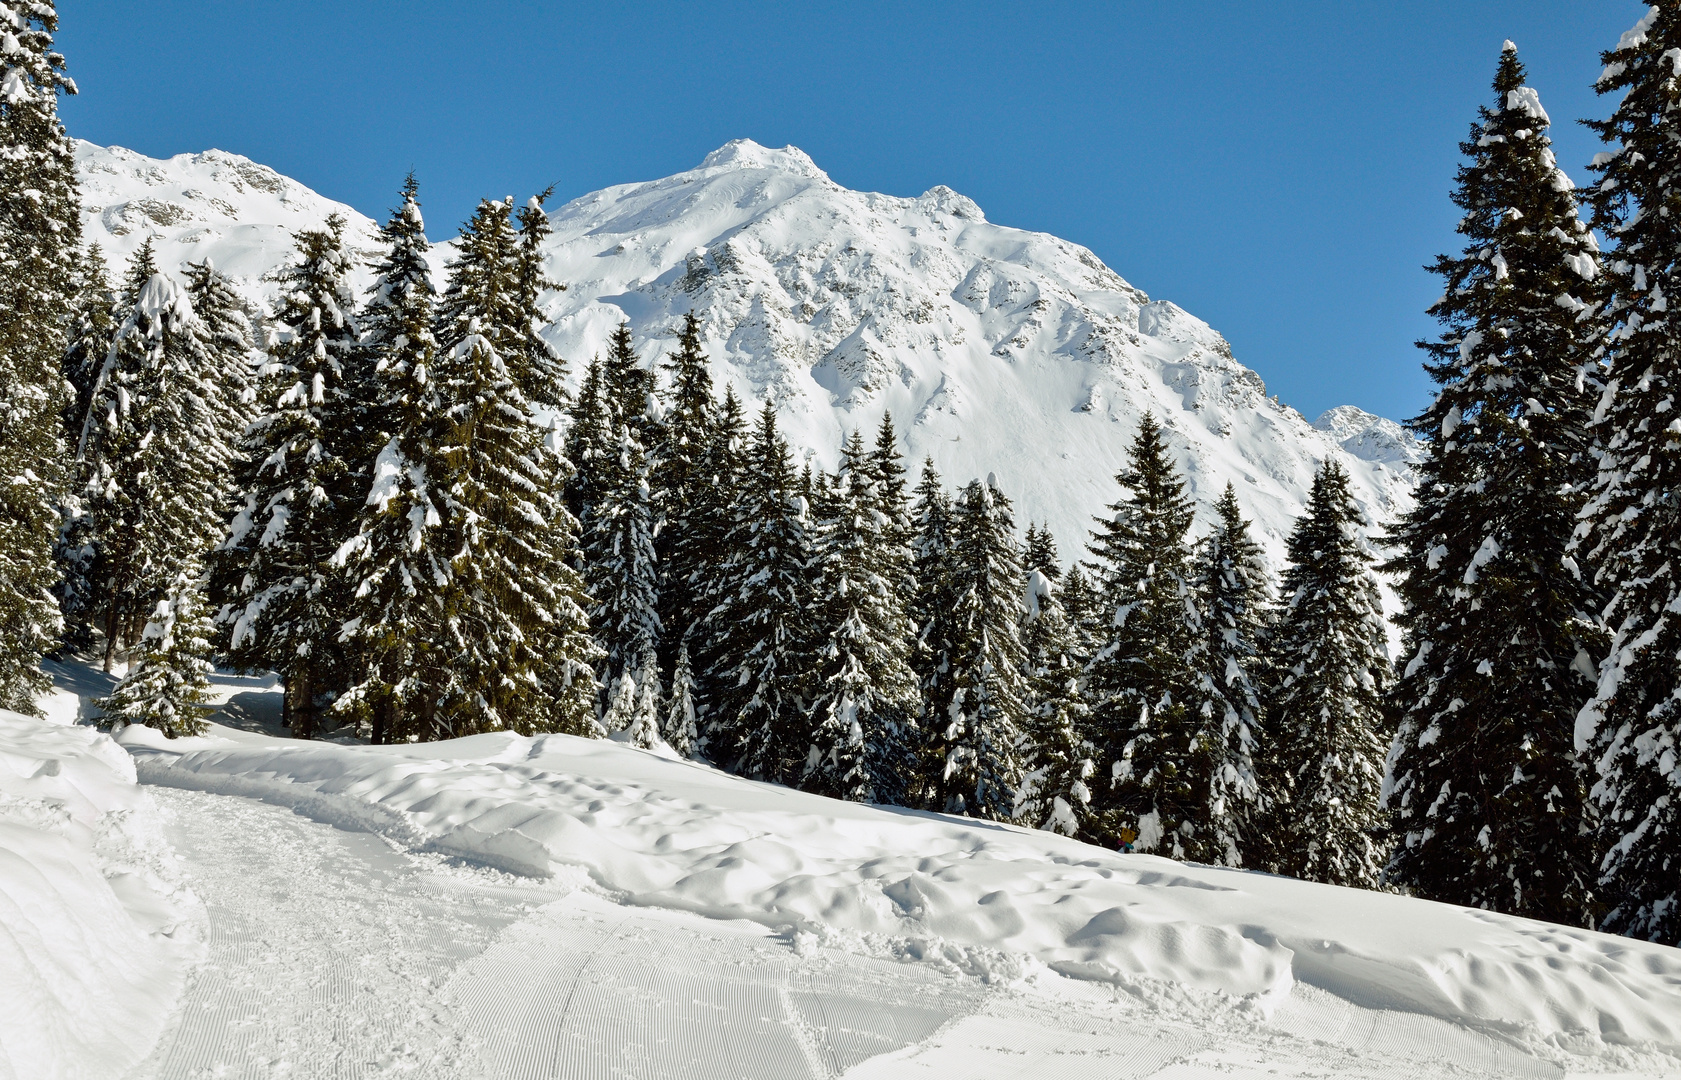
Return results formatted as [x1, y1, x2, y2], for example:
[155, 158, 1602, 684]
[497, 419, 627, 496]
[72, 137, 1419, 572]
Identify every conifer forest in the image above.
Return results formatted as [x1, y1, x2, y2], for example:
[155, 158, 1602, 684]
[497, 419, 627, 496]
[6, 0, 1681, 965]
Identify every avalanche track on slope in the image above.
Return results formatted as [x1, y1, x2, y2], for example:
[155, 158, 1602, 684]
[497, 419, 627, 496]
[73, 138, 1418, 564]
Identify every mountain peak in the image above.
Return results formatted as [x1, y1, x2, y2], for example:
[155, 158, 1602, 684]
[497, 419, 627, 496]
[698, 139, 828, 180]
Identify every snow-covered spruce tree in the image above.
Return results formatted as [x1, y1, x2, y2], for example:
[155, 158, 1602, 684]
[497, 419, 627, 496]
[60, 243, 114, 445]
[1190, 484, 1268, 867]
[1016, 569, 1103, 839]
[1025, 523, 1062, 581]
[586, 422, 661, 696]
[217, 217, 363, 739]
[651, 311, 717, 661]
[663, 636, 699, 756]
[1058, 562, 1101, 663]
[1085, 414, 1205, 854]
[908, 457, 959, 808]
[803, 431, 920, 804]
[562, 357, 612, 536]
[53, 244, 116, 654]
[80, 269, 228, 674]
[603, 322, 653, 436]
[95, 559, 214, 738]
[703, 403, 812, 781]
[686, 384, 748, 720]
[510, 189, 569, 413]
[428, 197, 599, 737]
[1384, 44, 1601, 926]
[937, 474, 1030, 820]
[626, 641, 664, 749]
[184, 259, 259, 448]
[1268, 461, 1392, 888]
[0, 0, 80, 711]
[330, 178, 453, 743]
[1574, 4, 1681, 944]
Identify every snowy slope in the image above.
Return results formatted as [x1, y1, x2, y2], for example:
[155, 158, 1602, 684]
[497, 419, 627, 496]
[0, 711, 202, 1080]
[121, 721, 1681, 1074]
[74, 139, 1417, 566]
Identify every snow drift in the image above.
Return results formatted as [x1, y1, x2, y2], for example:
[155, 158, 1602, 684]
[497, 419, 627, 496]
[0, 712, 202, 1080]
[74, 139, 1419, 566]
[125, 726, 1681, 1061]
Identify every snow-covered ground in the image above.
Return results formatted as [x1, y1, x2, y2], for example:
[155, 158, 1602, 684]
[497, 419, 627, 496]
[5, 664, 1679, 1078]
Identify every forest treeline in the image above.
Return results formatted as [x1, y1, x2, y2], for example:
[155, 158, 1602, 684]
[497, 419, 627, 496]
[3, 2, 1680, 945]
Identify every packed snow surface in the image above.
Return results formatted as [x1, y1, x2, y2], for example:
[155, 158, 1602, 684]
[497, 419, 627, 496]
[0, 710, 201, 1080]
[122, 722, 1681, 1074]
[74, 139, 1417, 566]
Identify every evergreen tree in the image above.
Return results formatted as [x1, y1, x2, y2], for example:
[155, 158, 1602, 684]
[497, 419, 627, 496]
[184, 258, 258, 446]
[331, 178, 455, 743]
[81, 267, 227, 675]
[909, 458, 959, 807]
[1058, 563, 1101, 663]
[217, 218, 363, 738]
[1189, 485, 1268, 867]
[652, 311, 716, 662]
[425, 197, 599, 737]
[1016, 572, 1102, 839]
[95, 559, 214, 739]
[663, 636, 699, 757]
[1385, 45, 1600, 925]
[602, 322, 652, 433]
[627, 641, 664, 749]
[0, 0, 80, 711]
[1574, 5, 1681, 944]
[703, 403, 811, 781]
[1025, 523, 1062, 581]
[1268, 461, 1392, 888]
[511, 189, 568, 412]
[585, 423, 661, 692]
[938, 474, 1030, 820]
[686, 385, 748, 715]
[53, 244, 116, 654]
[61, 243, 114, 445]
[562, 357, 613, 536]
[1085, 415, 1204, 853]
[804, 430, 920, 804]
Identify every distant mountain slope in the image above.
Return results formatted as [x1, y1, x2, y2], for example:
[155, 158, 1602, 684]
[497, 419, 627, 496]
[74, 138, 1419, 569]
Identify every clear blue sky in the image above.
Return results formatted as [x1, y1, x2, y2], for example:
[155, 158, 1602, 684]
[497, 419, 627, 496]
[55, 1, 1644, 423]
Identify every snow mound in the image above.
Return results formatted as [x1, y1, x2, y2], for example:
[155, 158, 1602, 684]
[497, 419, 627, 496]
[73, 140, 1416, 577]
[127, 728, 1681, 1061]
[0, 712, 203, 1080]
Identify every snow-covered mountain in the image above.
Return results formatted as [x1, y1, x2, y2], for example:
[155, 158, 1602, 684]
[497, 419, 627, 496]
[74, 138, 1419, 567]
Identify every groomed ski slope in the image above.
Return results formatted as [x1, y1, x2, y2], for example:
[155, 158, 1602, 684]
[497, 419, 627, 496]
[6, 669, 1681, 1079]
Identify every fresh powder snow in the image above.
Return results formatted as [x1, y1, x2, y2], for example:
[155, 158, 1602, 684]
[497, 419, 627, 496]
[5, 667, 1678, 1078]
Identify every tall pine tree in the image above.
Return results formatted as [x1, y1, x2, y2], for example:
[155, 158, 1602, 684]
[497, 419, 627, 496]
[1574, 5, 1681, 944]
[0, 0, 80, 711]
[1085, 415, 1205, 853]
[1385, 45, 1600, 926]
[217, 217, 363, 738]
[651, 311, 717, 663]
[937, 475, 1030, 820]
[909, 457, 959, 808]
[703, 403, 811, 781]
[426, 197, 599, 737]
[331, 178, 455, 743]
[1189, 485, 1268, 867]
[1267, 461, 1392, 888]
[804, 430, 919, 804]
[81, 267, 227, 675]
